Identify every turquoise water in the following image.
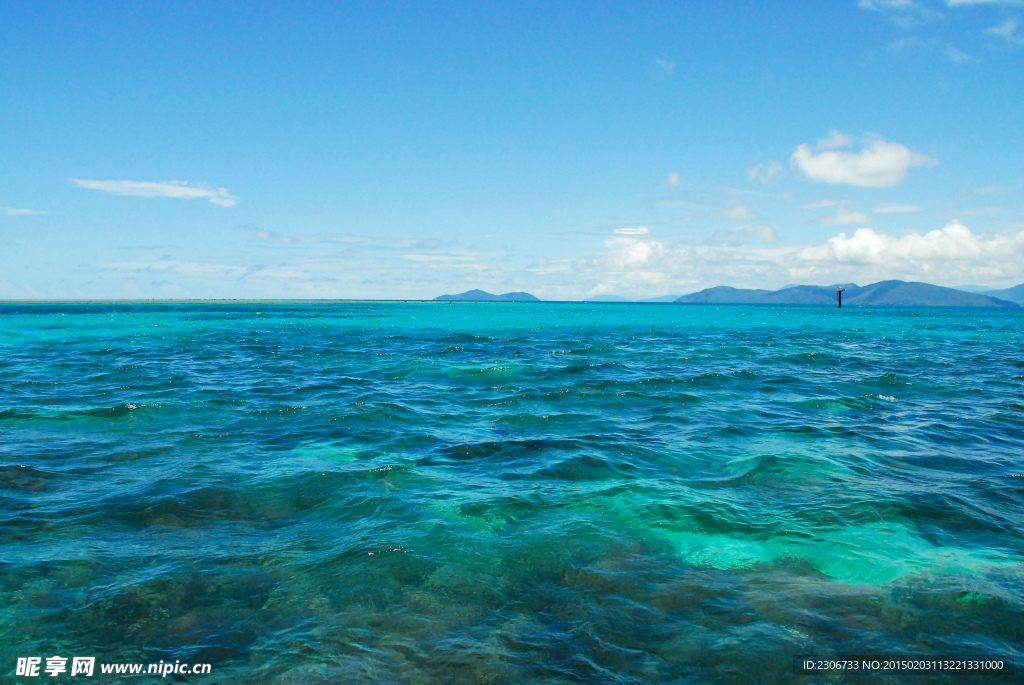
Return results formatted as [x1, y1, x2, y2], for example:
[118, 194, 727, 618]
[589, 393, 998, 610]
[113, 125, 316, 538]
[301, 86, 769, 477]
[1, 302, 1022, 683]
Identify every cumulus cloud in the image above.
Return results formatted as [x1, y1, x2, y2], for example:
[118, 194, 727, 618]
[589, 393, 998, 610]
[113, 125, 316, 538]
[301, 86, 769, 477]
[721, 204, 756, 220]
[817, 130, 854, 149]
[566, 218, 1024, 298]
[788, 224, 1024, 287]
[570, 231, 790, 297]
[794, 220, 1024, 284]
[747, 160, 784, 184]
[802, 221, 973, 263]
[821, 207, 873, 225]
[791, 133, 937, 187]
[876, 203, 921, 213]
[1, 206, 47, 216]
[70, 179, 239, 207]
[607, 237, 661, 268]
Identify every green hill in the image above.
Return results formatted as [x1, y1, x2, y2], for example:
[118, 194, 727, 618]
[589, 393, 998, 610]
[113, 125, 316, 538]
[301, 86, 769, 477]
[433, 289, 540, 302]
[674, 286, 775, 304]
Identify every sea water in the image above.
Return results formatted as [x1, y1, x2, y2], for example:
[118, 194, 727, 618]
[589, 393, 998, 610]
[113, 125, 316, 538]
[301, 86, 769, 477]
[1, 302, 1022, 683]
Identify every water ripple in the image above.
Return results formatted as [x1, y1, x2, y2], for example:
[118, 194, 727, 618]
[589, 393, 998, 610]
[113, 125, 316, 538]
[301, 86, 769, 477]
[1, 302, 1023, 682]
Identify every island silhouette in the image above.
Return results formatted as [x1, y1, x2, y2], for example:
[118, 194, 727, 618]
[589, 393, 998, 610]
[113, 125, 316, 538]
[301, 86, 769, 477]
[435, 280, 1022, 306]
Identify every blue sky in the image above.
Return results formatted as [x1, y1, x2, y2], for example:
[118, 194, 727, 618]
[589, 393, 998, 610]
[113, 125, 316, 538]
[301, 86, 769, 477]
[2, 0, 1023, 299]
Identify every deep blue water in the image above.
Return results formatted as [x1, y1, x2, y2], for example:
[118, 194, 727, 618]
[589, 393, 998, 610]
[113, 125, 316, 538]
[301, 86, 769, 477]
[1, 302, 1023, 683]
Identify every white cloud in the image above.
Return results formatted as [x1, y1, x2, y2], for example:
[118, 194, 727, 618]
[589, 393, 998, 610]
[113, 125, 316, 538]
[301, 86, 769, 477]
[250, 227, 370, 245]
[1, 206, 47, 216]
[821, 207, 873, 225]
[859, 0, 915, 9]
[943, 43, 978, 61]
[791, 133, 937, 187]
[890, 37, 978, 62]
[573, 237, 667, 286]
[721, 204, 756, 220]
[960, 185, 1006, 199]
[543, 221, 1024, 297]
[404, 254, 476, 262]
[728, 223, 778, 243]
[795, 221, 1024, 284]
[805, 200, 840, 209]
[404, 254, 487, 270]
[614, 226, 650, 235]
[70, 179, 239, 207]
[817, 130, 854, 149]
[986, 17, 1017, 35]
[949, 0, 1024, 6]
[103, 260, 247, 276]
[667, 172, 680, 186]
[986, 18, 1024, 43]
[875, 203, 921, 213]
[569, 232, 789, 297]
[709, 222, 778, 246]
[857, 0, 939, 26]
[566, 219, 1024, 298]
[85, 236, 532, 299]
[747, 160, 784, 184]
[527, 256, 572, 275]
[607, 237, 661, 268]
[654, 58, 676, 75]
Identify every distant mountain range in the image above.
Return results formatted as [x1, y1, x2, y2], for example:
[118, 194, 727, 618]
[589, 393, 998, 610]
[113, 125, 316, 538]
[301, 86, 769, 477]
[983, 284, 1024, 304]
[434, 281, 1023, 307]
[953, 285, 999, 293]
[433, 289, 540, 302]
[675, 280, 1019, 307]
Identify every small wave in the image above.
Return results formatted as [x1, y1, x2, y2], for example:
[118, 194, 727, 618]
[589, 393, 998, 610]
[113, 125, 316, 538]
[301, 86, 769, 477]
[867, 393, 897, 402]
[0, 408, 38, 421]
[502, 453, 641, 482]
[78, 403, 144, 418]
[0, 403, 144, 421]
[681, 372, 731, 386]
[431, 437, 596, 463]
[0, 465, 61, 491]
[790, 397, 873, 412]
